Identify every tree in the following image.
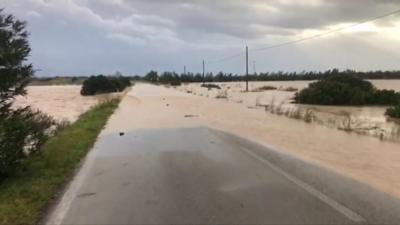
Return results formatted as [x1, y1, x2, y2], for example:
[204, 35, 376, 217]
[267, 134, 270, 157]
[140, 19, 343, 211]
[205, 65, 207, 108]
[144, 70, 158, 83]
[0, 9, 33, 114]
[0, 10, 53, 177]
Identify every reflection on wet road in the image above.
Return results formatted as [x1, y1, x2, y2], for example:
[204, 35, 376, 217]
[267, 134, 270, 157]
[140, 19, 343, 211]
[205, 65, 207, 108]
[46, 127, 400, 225]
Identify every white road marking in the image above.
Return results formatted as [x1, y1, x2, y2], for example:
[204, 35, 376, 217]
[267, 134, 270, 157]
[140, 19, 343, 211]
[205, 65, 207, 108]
[45, 149, 97, 225]
[241, 147, 366, 223]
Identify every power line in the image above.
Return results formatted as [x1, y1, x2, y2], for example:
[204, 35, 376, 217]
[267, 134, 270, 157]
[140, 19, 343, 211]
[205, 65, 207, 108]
[203, 8, 400, 66]
[251, 8, 400, 52]
[206, 51, 245, 65]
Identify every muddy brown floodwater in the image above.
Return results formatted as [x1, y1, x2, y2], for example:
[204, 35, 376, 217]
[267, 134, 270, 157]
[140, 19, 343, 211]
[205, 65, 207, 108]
[13, 85, 102, 122]
[177, 80, 400, 142]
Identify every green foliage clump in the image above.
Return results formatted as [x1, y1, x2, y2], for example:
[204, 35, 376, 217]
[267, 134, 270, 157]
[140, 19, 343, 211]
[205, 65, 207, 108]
[80, 75, 131, 96]
[373, 90, 400, 105]
[0, 109, 55, 177]
[295, 75, 400, 105]
[201, 83, 221, 90]
[144, 70, 158, 83]
[386, 105, 400, 119]
[159, 72, 181, 86]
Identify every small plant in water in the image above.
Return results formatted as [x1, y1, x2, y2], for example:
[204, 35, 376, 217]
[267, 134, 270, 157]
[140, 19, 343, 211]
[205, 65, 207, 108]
[339, 114, 353, 132]
[216, 90, 228, 99]
[252, 86, 277, 92]
[303, 109, 314, 123]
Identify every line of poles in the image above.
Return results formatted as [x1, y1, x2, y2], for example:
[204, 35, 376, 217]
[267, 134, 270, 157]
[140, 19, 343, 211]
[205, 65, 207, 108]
[191, 46, 249, 91]
[181, 8, 400, 92]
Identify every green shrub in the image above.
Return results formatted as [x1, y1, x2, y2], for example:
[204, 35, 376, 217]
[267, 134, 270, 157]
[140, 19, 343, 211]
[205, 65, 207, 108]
[386, 105, 400, 119]
[81, 75, 131, 96]
[170, 81, 182, 86]
[252, 86, 277, 92]
[0, 108, 54, 177]
[374, 90, 400, 105]
[144, 71, 158, 83]
[295, 75, 400, 105]
[201, 83, 221, 90]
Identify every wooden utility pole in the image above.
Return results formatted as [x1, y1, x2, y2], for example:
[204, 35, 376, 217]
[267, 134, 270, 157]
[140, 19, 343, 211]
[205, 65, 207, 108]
[246, 46, 249, 92]
[202, 60, 205, 83]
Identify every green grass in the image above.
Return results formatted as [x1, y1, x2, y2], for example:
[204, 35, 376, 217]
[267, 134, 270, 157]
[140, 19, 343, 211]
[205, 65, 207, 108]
[0, 98, 120, 225]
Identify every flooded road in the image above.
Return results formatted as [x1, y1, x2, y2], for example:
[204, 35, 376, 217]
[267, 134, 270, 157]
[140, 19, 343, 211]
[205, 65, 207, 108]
[47, 84, 400, 225]
[46, 126, 400, 224]
[17, 84, 400, 199]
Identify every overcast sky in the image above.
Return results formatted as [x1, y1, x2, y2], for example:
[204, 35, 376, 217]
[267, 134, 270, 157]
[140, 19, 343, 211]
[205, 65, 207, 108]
[2, 0, 400, 76]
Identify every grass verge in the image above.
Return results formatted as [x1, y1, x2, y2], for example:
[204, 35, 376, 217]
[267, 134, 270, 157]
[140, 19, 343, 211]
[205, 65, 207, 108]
[0, 98, 120, 225]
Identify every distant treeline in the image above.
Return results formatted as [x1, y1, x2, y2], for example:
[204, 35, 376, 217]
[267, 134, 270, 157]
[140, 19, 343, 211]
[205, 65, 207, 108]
[31, 69, 400, 86]
[141, 69, 400, 84]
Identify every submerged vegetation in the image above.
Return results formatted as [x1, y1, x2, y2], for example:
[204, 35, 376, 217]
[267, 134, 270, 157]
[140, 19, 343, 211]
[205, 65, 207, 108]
[252, 85, 277, 92]
[201, 83, 221, 90]
[81, 75, 131, 96]
[386, 105, 400, 119]
[295, 76, 400, 106]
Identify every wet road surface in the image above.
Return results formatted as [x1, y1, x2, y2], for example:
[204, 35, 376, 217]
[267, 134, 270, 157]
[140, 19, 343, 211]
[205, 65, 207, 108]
[46, 127, 400, 225]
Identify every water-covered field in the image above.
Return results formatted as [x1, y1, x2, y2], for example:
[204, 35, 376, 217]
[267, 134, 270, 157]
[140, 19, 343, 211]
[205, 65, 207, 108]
[13, 86, 101, 122]
[177, 80, 400, 141]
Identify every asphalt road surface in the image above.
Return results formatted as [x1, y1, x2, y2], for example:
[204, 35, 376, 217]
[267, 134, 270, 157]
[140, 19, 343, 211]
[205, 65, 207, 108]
[45, 87, 400, 225]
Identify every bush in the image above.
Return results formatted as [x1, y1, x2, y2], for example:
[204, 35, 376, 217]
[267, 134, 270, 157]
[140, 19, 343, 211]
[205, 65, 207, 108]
[386, 105, 400, 119]
[158, 72, 181, 86]
[0, 108, 54, 177]
[201, 83, 221, 90]
[170, 81, 182, 86]
[281, 87, 298, 92]
[252, 86, 277, 92]
[81, 75, 131, 96]
[374, 90, 400, 105]
[144, 71, 158, 83]
[295, 75, 400, 105]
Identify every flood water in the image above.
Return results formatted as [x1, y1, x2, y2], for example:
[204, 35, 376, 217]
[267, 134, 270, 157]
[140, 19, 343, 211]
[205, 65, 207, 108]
[177, 80, 400, 142]
[13, 85, 101, 122]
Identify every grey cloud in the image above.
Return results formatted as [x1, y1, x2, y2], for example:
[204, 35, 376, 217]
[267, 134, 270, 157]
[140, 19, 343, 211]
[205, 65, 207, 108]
[2, 0, 400, 76]
[103, 0, 400, 39]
